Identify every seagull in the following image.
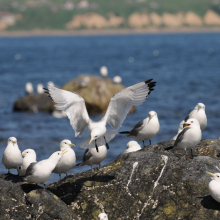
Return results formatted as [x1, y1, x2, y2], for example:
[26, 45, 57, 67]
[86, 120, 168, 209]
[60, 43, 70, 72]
[100, 66, 108, 78]
[207, 172, 220, 203]
[25, 82, 34, 95]
[98, 213, 108, 220]
[119, 111, 160, 147]
[119, 140, 141, 156]
[2, 137, 23, 174]
[53, 140, 76, 180]
[171, 118, 202, 158]
[25, 150, 67, 187]
[170, 120, 184, 141]
[113, 76, 122, 84]
[18, 149, 37, 177]
[44, 79, 156, 152]
[77, 145, 107, 169]
[37, 83, 44, 94]
[184, 103, 207, 131]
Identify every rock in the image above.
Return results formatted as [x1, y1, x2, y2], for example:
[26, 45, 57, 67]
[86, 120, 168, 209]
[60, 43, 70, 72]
[13, 93, 51, 113]
[2, 139, 219, 219]
[47, 74, 135, 114]
[149, 12, 162, 26]
[0, 174, 78, 219]
[13, 75, 135, 114]
[128, 13, 150, 28]
[204, 10, 220, 25]
[184, 11, 203, 26]
[162, 12, 184, 27]
[47, 139, 220, 219]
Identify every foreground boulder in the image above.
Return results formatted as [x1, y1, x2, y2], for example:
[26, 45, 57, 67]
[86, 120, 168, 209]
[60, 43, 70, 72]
[13, 75, 135, 114]
[1, 139, 220, 219]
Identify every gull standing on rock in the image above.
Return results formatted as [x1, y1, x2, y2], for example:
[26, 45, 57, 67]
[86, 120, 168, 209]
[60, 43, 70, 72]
[207, 172, 220, 203]
[119, 111, 160, 147]
[171, 118, 202, 158]
[44, 79, 156, 152]
[25, 150, 67, 187]
[119, 140, 141, 156]
[18, 149, 37, 177]
[184, 103, 207, 131]
[53, 140, 76, 180]
[100, 66, 108, 78]
[37, 83, 44, 94]
[77, 145, 107, 169]
[98, 213, 108, 220]
[25, 82, 34, 95]
[2, 137, 23, 174]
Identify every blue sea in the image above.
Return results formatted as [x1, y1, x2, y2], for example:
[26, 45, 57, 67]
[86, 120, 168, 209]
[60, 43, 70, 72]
[0, 33, 220, 183]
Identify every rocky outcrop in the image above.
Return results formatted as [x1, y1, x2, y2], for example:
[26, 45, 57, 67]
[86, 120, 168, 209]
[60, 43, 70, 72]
[1, 139, 220, 219]
[184, 11, 203, 26]
[128, 13, 150, 28]
[149, 12, 162, 26]
[13, 75, 135, 114]
[162, 12, 184, 27]
[204, 10, 220, 25]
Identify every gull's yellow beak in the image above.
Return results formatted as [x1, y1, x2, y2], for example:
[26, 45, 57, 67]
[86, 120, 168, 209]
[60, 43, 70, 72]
[198, 105, 202, 109]
[22, 153, 24, 156]
[61, 149, 68, 155]
[13, 141, 16, 144]
[69, 143, 75, 147]
[89, 139, 94, 145]
[149, 114, 153, 119]
[183, 121, 191, 129]
[207, 171, 215, 177]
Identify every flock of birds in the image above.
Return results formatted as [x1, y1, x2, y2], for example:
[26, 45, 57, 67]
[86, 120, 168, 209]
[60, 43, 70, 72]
[1, 71, 220, 218]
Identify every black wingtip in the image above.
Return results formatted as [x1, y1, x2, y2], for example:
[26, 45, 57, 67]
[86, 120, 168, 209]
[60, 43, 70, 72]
[144, 79, 156, 95]
[144, 79, 153, 84]
[43, 88, 53, 100]
[119, 131, 130, 134]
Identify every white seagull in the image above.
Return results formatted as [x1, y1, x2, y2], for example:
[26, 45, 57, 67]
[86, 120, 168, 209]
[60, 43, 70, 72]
[44, 79, 156, 152]
[184, 103, 207, 131]
[98, 213, 108, 220]
[77, 145, 107, 169]
[2, 137, 23, 174]
[18, 149, 37, 177]
[171, 118, 202, 157]
[100, 66, 108, 77]
[119, 111, 160, 147]
[207, 172, 220, 203]
[25, 150, 67, 187]
[37, 83, 44, 94]
[25, 82, 34, 95]
[53, 140, 76, 180]
[119, 140, 141, 156]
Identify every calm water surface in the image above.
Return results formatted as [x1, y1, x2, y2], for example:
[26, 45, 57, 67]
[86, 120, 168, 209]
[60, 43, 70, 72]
[0, 33, 220, 183]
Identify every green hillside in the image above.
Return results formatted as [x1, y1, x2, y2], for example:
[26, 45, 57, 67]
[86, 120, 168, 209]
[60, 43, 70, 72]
[0, 0, 220, 30]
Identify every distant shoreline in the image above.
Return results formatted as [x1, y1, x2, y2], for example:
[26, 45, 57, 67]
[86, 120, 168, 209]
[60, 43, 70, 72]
[0, 27, 220, 37]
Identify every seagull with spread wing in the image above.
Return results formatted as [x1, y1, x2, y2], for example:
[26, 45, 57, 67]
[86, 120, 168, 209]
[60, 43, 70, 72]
[45, 79, 156, 152]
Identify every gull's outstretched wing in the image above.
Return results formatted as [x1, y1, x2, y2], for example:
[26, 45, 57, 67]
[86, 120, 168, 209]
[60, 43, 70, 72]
[45, 85, 90, 137]
[102, 79, 156, 130]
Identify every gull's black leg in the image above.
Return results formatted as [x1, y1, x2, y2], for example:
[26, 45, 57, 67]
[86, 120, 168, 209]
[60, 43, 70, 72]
[95, 139, 99, 153]
[149, 140, 151, 145]
[104, 136, 109, 149]
[142, 140, 145, 148]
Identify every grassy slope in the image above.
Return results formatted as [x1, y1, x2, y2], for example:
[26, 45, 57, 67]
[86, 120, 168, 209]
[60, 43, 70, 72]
[1, 0, 220, 30]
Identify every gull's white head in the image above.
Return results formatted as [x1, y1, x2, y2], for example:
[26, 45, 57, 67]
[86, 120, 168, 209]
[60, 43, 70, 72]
[37, 83, 44, 94]
[48, 81, 55, 87]
[113, 76, 122, 84]
[98, 213, 108, 220]
[148, 111, 157, 119]
[194, 103, 205, 111]
[60, 139, 75, 150]
[25, 82, 33, 94]
[22, 149, 36, 159]
[127, 140, 140, 149]
[49, 150, 67, 163]
[100, 66, 108, 77]
[8, 137, 18, 146]
[183, 118, 200, 129]
[89, 128, 104, 144]
[207, 172, 220, 182]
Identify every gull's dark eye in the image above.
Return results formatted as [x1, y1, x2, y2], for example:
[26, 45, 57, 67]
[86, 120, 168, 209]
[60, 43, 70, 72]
[27, 152, 28, 153]
[58, 153, 60, 155]
[65, 142, 66, 144]
[217, 175, 219, 178]
[191, 121, 193, 123]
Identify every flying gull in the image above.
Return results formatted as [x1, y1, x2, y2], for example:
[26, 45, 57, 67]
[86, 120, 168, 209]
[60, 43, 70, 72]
[44, 79, 156, 152]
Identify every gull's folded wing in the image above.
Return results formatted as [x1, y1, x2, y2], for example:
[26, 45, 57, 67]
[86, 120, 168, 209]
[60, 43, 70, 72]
[45, 85, 90, 137]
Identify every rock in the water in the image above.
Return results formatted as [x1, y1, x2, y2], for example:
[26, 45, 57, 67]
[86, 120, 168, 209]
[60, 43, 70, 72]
[1, 139, 220, 219]
[13, 93, 51, 113]
[13, 74, 135, 114]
